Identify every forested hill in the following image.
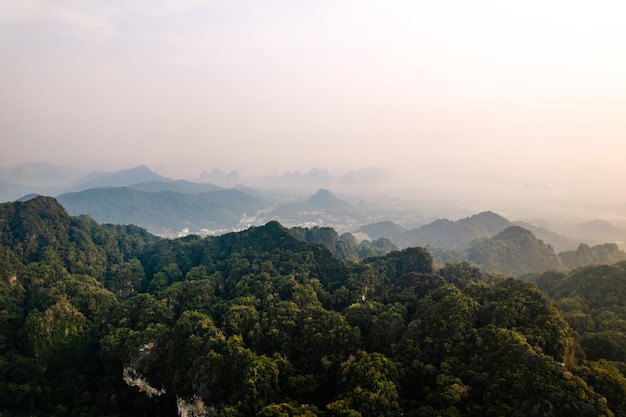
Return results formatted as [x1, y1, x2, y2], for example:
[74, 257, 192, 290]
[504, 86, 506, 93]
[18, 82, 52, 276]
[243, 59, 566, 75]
[1, 196, 626, 416]
[466, 226, 566, 276]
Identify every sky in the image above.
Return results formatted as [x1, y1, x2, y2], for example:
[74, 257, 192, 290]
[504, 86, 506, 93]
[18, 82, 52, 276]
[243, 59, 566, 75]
[1, 0, 625, 217]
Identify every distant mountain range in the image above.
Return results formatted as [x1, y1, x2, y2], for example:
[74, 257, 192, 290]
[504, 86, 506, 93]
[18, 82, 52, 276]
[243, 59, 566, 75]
[2, 163, 624, 249]
[357, 211, 583, 253]
[257, 166, 388, 190]
[0, 164, 172, 201]
[356, 219, 626, 276]
[7, 166, 371, 236]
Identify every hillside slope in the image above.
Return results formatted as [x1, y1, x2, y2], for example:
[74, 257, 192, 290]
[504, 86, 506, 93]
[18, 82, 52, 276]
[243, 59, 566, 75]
[467, 226, 566, 276]
[57, 187, 265, 235]
[0, 197, 621, 417]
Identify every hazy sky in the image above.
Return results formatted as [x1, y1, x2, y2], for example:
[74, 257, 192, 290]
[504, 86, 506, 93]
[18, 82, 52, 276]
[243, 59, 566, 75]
[1, 0, 625, 209]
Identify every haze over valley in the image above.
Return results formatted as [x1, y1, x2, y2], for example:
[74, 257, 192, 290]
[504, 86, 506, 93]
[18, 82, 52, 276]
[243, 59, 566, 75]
[1, 162, 624, 280]
[2, 0, 625, 231]
[2, 2, 626, 415]
[1, 162, 624, 245]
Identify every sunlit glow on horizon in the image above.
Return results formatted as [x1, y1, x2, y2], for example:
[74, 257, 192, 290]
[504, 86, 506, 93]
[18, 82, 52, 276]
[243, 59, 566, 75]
[1, 0, 624, 217]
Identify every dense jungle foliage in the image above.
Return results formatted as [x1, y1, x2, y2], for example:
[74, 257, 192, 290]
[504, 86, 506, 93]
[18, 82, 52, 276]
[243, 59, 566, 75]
[1, 197, 626, 416]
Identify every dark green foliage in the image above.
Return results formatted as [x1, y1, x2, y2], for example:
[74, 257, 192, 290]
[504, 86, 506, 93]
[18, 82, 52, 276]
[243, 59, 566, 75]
[105, 259, 146, 299]
[582, 331, 626, 362]
[575, 360, 626, 416]
[290, 226, 341, 256]
[467, 226, 565, 277]
[544, 262, 626, 310]
[531, 261, 626, 384]
[471, 278, 571, 360]
[457, 326, 611, 417]
[290, 226, 398, 261]
[345, 302, 406, 356]
[0, 197, 624, 416]
[330, 350, 403, 416]
[365, 246, 434, 278]
[439, 262, 488, 290]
